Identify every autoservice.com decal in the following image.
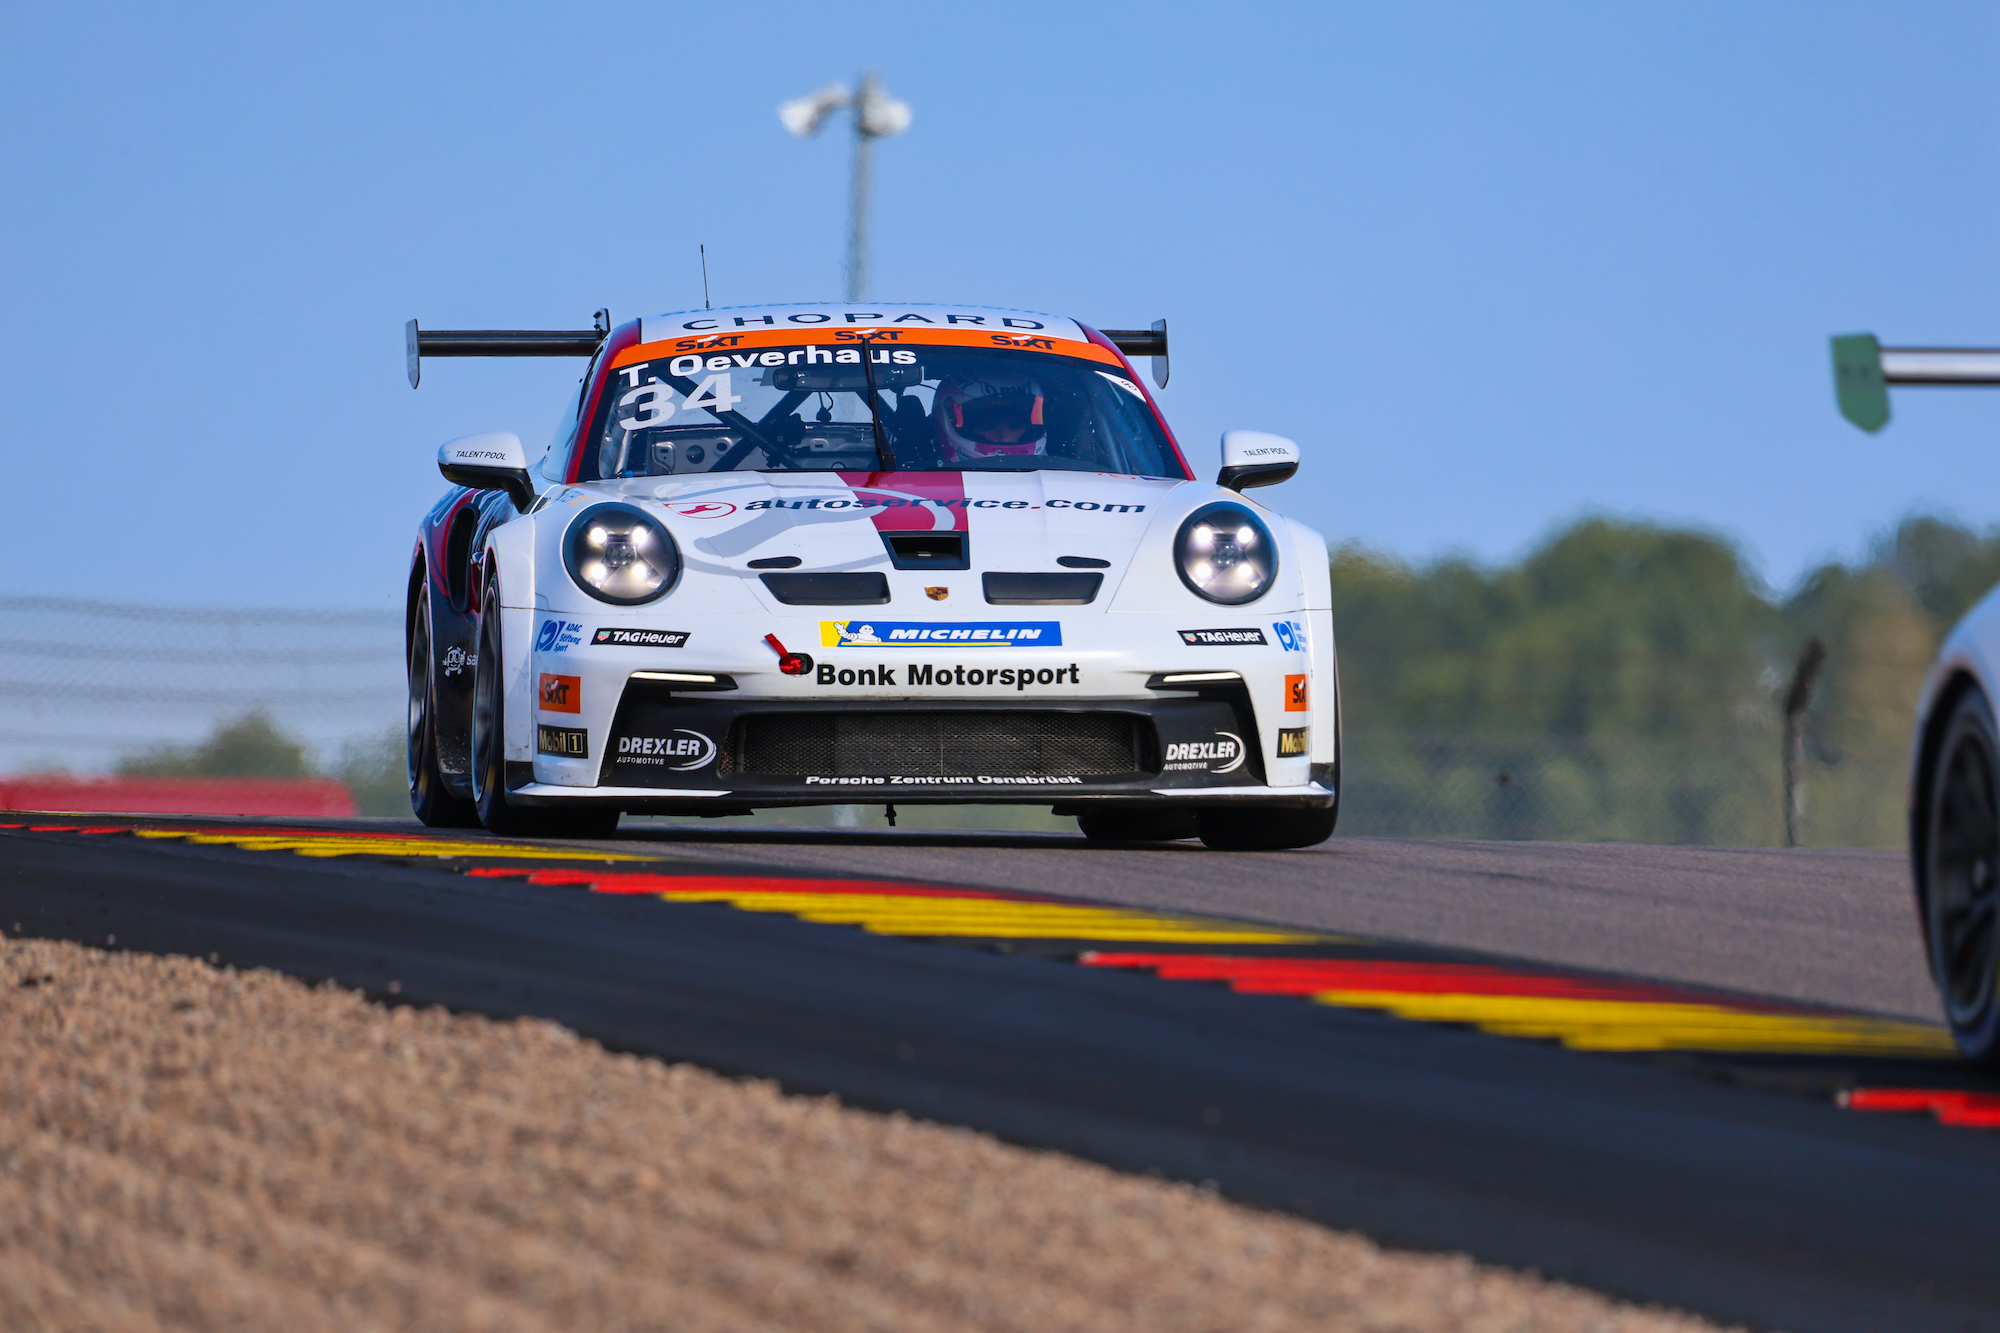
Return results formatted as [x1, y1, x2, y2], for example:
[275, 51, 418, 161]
[821, 620, 1062, 648]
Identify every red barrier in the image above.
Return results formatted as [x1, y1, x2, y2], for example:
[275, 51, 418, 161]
[0, 777, 357, 818]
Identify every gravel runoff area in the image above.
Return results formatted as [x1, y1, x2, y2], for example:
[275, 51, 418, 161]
[0, 936, 1737, 1333]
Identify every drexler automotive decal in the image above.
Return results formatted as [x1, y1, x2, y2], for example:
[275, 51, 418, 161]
[1164, 733, 1247, 774]
[822, 620, 1061, 648]
[613, 730, 717, 771]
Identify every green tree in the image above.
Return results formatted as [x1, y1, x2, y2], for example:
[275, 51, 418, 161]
[119, 712, 317, 779]
[1332, 518, 1782, 843]
[1332, 513, 2000, 848]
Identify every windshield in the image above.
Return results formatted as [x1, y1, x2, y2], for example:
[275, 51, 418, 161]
[581, 336, 1185, 481]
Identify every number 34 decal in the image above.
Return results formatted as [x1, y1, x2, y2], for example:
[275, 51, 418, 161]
[618, 373, 744, 431]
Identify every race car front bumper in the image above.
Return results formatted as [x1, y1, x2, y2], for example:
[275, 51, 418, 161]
[507, 610, 1335, 813]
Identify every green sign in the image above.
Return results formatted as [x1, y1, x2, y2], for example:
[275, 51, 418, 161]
[1832, 333, 1888, 432]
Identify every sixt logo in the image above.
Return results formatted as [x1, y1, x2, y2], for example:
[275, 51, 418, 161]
[1272, 620, 1306, 652]
[821, 620, 1062, 648]
[539, 673, 580, 713]
[536, 619, 584, 653]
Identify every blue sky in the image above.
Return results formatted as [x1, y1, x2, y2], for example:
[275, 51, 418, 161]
[4, 1, 1997, 610]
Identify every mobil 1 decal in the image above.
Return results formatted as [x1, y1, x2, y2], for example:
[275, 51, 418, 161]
[538, 726, 588, 758]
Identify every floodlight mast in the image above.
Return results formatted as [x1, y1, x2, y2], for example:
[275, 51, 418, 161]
[779, 70, 912, 302]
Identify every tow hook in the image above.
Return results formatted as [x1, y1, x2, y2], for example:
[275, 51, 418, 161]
[764, 634, 813, 676]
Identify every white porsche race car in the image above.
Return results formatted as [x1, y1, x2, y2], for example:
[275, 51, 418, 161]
[404, 304, 1340, 850]
[1910, 598, 2000, 1063]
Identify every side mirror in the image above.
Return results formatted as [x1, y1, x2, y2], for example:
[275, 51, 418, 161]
[1217, 430, 1299, 492]
[438, 432, 536, 511]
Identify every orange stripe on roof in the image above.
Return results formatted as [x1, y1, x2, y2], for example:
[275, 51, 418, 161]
[611, 325, 1124, 368]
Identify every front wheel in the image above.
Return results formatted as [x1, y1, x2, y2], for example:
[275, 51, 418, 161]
[408, 581, 480, 828]
[1197, 805, 1337, 851]
[1922, 688, 2000, 1064]
[471, 582, 621, 840]
[1077, 809, 1199, 842]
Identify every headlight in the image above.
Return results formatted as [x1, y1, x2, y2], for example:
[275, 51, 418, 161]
[1175, 503, 1278, 605]
[563, 503, 680, 604]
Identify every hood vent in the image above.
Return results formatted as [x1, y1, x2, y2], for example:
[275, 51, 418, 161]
[760, 572, 892, 605]
[883, 531, 969, 570]
[983, 572, 1103, 606]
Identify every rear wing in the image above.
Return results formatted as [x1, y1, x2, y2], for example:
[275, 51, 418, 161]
[1831, 333, 2000, 432]
[1100, 319, 1169, 388]
[406, 312, 1170, 388]
[406, 310, 609, 388]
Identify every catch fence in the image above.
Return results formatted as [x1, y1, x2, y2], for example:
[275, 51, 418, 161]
[0, 594, 1902, 846]
[0, 595, 404, 775]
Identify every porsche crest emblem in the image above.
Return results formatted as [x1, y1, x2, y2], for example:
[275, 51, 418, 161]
[925, 586, 950, 601]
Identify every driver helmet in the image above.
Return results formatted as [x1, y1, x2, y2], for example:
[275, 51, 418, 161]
[934, 372, 1048, 461]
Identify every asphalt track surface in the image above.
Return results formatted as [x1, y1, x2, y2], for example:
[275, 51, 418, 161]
[3, 817, 1997, 1333]
[628, 827, 1944, 1023]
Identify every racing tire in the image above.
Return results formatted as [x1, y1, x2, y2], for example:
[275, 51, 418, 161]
[1076, 809, 1199, 842]
[1921, 688, 2000, 1065]
[407, 581, 481, 828]
[1196, 805, 1337, 852]
[471, 582, 621, 841]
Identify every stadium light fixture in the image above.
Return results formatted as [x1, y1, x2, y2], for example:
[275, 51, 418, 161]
[780, 71, 912, 302]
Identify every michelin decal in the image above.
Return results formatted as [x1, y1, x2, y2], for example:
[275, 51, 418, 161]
[822, 620, 1062, 648]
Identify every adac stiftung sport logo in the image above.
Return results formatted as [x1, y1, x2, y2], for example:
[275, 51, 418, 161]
[821, 620, 1063, 648]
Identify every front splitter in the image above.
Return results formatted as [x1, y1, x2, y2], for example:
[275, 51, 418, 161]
[503, 780, 1338, 814]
